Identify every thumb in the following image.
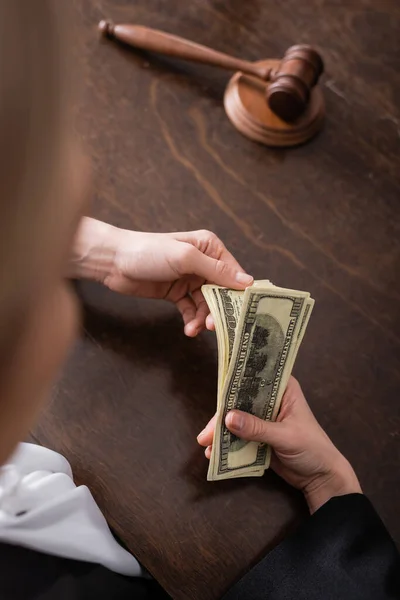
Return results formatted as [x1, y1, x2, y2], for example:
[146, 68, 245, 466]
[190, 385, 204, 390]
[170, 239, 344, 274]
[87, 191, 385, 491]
[186, 248, 253, 289]
[226, 410, 284, 448]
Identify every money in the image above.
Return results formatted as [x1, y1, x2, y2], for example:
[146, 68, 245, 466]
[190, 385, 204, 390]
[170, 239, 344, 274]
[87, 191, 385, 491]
[202, 281, 314, 481]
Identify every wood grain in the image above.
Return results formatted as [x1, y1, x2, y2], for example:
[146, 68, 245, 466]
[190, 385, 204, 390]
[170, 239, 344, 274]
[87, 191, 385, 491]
[33, 1, 400, 598]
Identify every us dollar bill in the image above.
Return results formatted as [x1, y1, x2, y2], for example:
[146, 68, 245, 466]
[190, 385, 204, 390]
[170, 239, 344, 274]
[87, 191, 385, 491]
[202, 287, 244, 397]
[203, 280, 273, 397]
[202, 282, 314, 481]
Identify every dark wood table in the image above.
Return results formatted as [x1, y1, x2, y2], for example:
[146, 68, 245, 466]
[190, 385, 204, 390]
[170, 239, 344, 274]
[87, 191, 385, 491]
[32, 1, 400, 598]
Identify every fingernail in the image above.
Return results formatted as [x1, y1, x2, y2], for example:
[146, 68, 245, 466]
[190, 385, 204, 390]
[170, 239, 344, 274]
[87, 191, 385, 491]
[227, 411, 244, 431]
[235, 272, 253, 285]
[197, 429, 206, 441]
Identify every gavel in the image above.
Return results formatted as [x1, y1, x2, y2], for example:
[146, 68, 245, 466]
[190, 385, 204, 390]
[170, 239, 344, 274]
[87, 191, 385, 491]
[99, 20, 324, 123]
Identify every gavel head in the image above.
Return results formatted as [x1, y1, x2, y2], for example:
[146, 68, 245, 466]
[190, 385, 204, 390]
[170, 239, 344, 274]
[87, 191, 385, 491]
[267, 45, 324, 122]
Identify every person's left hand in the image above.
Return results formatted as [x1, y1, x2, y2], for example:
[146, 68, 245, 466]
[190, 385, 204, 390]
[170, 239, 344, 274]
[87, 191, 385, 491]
[106, 228, 253, 336]
[72, 220, 253, 337]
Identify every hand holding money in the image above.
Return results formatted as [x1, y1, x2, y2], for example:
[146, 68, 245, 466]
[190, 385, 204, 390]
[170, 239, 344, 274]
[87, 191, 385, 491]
[198, 377, 362, 512]
[201, 280, 314, 481]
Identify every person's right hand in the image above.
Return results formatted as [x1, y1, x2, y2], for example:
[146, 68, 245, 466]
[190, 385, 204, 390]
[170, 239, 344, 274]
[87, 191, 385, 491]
[197, 377, 362, 513]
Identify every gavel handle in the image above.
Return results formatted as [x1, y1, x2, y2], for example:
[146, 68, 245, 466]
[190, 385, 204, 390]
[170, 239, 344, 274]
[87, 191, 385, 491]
[99, 21, 272, 81]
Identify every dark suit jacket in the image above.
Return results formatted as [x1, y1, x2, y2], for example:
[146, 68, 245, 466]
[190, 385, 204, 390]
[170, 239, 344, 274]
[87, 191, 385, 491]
[223, 494, 400, 600]
[0, 494, 399, 599]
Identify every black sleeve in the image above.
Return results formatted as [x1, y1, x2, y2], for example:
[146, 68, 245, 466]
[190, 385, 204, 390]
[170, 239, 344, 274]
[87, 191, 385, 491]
[223, 494, 400, 600]
[0, 541, 171, 600]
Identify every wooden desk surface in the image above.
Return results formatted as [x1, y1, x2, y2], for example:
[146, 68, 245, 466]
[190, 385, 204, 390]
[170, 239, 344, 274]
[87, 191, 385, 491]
[33, 1, 400, 598]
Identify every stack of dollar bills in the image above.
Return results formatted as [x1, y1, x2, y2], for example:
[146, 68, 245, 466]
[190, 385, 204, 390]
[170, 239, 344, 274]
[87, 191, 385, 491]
[202, 280, 314, 481]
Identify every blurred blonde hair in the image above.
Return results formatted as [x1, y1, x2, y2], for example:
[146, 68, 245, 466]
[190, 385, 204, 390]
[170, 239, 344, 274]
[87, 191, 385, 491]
[0, 1, 70, 370]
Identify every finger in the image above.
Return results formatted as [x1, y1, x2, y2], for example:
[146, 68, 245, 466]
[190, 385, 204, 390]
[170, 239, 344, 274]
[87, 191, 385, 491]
[206, 313, 215, 331]
[188, 288, 211, 335]
[205, 445, 212, 460]
[225, 410, 284, 447]
[182, 247, 253, 289]
[175, 295, 197, 337]
[184, 321, 199, 337]
[197, 413, 217, 446]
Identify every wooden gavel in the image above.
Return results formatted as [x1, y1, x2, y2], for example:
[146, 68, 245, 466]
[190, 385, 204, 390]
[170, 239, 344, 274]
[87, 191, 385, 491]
[99, 20, 324, 122]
